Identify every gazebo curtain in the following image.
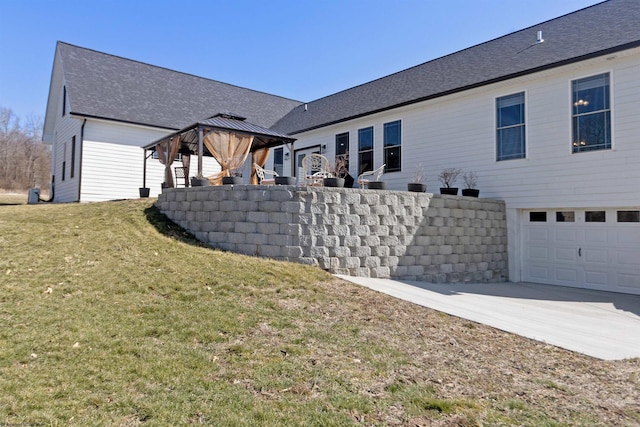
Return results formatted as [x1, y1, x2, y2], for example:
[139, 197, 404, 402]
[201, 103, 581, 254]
[250, 148, 270, 184]
[155, 135, 181, 188]
[203, 131, 253, 185]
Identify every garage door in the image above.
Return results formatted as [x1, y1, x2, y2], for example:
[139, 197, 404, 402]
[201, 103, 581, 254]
[523, 208, 640, 295]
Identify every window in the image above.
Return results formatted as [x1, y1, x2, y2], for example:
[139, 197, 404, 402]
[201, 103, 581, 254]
[358, 127, 373, 175]
[273, 148, 284, 176]
[529, 212, 547, 222]
[572, 73, 611, 152]
[496, 92, 525, 161]
[70, 136, 76, 178]
[335, 132, 349, 173]
[617, 211, 640, 223]
[383, 120, 401, 172]
[585, 211, 606, 222]
[62, 141, 66, 181]
[62, 86, 66, 116]
[556, 211, 575, 222]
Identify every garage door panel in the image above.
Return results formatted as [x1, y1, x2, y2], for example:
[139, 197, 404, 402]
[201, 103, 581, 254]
[616, 249, 639, 266]
[555, 268, 578, 284]
[617, 274, 640, 290]
[528, 246, 549, 261]
[584, 228, 608, 243]
[527, 266, 550, 282]
[554, 247, 577, 262]
[584, 270, 609, 287]
[616, 229, 640, 246]
[527, 228, 549, 241]
[583, 248, 608, 264]
[555, 229, 578, 242]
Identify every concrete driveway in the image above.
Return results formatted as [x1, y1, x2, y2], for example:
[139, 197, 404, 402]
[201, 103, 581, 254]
[336, 275, 640, 360]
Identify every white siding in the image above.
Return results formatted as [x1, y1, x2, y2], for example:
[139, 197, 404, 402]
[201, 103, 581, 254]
[52, 108, 82, 202]
[81, 120, 220, 202]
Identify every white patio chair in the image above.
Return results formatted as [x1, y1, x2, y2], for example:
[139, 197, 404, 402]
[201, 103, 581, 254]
[254, 163, 278, 185]
[301, 154, 332, 186]
[358, 164, 386, 188]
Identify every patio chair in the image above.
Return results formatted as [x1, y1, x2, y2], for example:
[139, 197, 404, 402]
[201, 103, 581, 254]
[174, 166, 189, 187]
[358, 164, 386, 188]
[254, 163, 278, 185]
[301, 154, 332, 186]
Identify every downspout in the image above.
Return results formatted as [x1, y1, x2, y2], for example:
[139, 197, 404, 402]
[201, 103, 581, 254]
[76, 118, 86, 202]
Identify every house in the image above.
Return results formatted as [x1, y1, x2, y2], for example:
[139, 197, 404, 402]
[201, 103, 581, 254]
[43, 0, 640, 294]
[42, 42, 302, 202]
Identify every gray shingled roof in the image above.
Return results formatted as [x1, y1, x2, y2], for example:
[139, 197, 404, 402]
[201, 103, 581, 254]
[58, 42, 302, 130]
[142, 114, 296, 154]
[271, 0, 640, 135]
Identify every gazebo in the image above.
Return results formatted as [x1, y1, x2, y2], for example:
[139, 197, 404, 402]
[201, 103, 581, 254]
[142, 113, 296, 188]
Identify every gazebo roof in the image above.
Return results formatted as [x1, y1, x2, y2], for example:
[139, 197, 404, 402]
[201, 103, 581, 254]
[143, 113, 296, 154]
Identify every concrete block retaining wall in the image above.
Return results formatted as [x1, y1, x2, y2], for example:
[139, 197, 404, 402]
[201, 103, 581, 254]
[156, 185, 508, 283]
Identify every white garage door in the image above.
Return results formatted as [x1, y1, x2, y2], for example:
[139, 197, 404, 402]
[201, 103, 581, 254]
[523, 208, 640, 295]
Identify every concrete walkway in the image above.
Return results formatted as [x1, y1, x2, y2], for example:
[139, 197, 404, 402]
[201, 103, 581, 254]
[336, 275, 640, 360]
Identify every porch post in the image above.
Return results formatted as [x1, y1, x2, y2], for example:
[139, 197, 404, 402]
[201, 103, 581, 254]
[142, 149, 147, 188]
[197, 126, 204, 178]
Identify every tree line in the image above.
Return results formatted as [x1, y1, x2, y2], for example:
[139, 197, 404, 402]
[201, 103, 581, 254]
[0, 107, 50, 191]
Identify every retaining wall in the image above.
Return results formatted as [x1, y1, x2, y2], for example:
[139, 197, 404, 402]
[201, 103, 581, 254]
[156, 185, 508, 283]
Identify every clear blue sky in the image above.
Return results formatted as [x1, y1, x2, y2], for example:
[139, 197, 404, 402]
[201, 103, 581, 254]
[0, 0, 602, 123]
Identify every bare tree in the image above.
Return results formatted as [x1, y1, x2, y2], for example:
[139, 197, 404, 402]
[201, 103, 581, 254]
[0, 107, 50, 191]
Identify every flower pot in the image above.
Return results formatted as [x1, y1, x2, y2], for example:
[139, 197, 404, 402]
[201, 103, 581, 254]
[367, 181, 386, 190]
[407, 183, 427, 193]
[275, 176, 296, 185]
[139, 187, 150, 198]
[462, 188, 480, 197]
[323, 177, 345, 188]
[222, 176, 242, 185]
[440, 187, 458, 195]
[190, 177, 210, 187]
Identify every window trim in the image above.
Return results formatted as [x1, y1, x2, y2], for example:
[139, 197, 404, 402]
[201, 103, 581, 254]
[495, 91, 526, 161]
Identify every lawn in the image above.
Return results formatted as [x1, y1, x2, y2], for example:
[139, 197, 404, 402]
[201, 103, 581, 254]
[1, 197, 638, 426]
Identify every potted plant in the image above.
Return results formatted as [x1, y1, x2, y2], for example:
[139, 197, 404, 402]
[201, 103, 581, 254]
[438, 167, 461, 195]
[462, 171, 480, 197]
[222, 165, 243, 185]
[323, 155, 348, 188]
[407, 163, 427, 192]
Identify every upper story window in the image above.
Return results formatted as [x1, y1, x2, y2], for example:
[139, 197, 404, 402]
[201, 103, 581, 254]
[273, 147, 284, 176]
[572, 73, 611, 153]
[496, 92, 525, 161]
[383, 120, 401, 172]
[358, 127, 373, 175]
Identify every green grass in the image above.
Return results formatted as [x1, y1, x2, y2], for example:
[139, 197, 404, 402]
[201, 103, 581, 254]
[1, 197, 638, 426]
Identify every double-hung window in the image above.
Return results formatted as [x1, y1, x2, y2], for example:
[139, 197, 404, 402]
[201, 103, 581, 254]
[383, 120, 401, 172]
[273, 147, 284, 176]
[572, 73, 610, 152]
[335, 132, 349, 175]
[496, 92, 525, 161]
[357, 127, 373, 175]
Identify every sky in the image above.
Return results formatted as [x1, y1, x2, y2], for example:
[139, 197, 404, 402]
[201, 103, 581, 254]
[0, 0, 603, 123]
